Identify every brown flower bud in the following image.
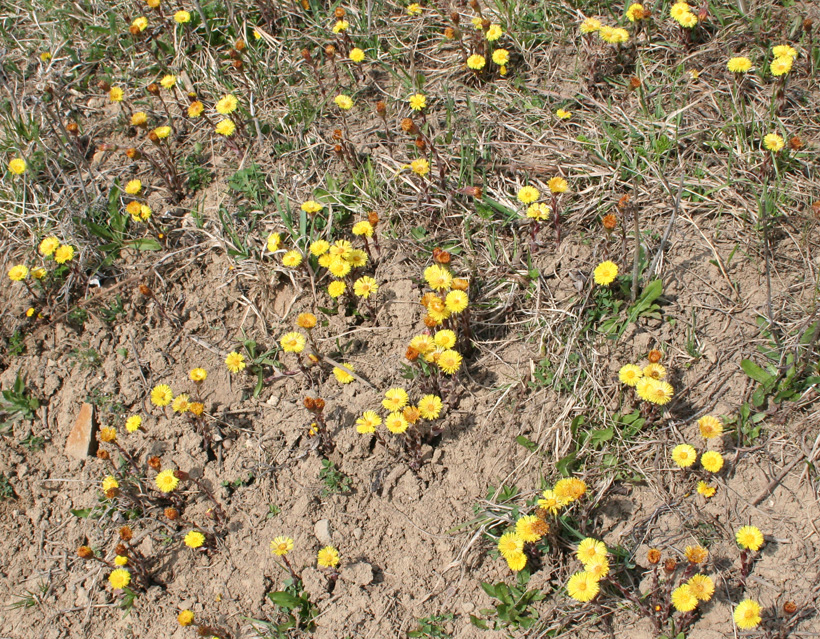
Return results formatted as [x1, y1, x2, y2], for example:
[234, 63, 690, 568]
[173, 469, 189, 481]
[406, 346, 420, 362]
[147, 456, 161, 471]
[663, 558, 677, 574]
[146, 83, 160, 95]
[813, 201, 820, 220]
[125, 147, 141, 160]
[96, 449, 110, 460]
[334, 7, 346, 18]
[119, 526, 133, 541]
[104, 488, 119, 499]
[451, 278, 469, 291]
[400, 118, 417, 134]
[66, 122, 79, 135]
[368, 211, 379, 226]
[783, 601, 797, 615]
[803, 18, 813, 32]
[403, 405, 421, 423]
[423, 314, 438, 328]
[376, 100, 387, 116]
[231, 59, 243, 70]
[114, 543, 128, 556]
[139, 284, 152, 296]
[301, 48, 313, 62]
[647, 349, 662, 363]
[469, 0, 479, 10]
[646, 548, 661, 564]
[444, 27, 456, 39]
[450, 12, 460, 23]
[602, 213, 617, 230]
[77, 546, 94, 559]
[415, 136, 426, 151]
[148, 130, 160, 143]
[228, 48, 241, 60]
[481, 18, 491, 30]
[789, 136, 804, 151]
[235, 39, 246, 51]
[303, 397, 316, 410]
[314, 398, 325, 411]
[129, 25, 141, 36]
[97, 80, 111, 91]
[617, 193, 630, 209]
[332, 128, 343, 140]
[333, 143, 343, 156]
[629, 76, 642, 90]
[325, 45, 336, 58]
[164, 507, 179, 520]
[432, 248, 451, 264]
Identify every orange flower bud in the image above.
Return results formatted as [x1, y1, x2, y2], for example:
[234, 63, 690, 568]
[146, 83, 160, 95]
[406, 346, 420, 361]
[173, 469, 188, 481]
[303, 397, 316, 410]
[77, 546, 94, 558]
[125, 148, 141, 160]
[235, 39, 246, 51]
[647, 548, 661, 564]
[400, 118, 417, 134]
[164, 507, 179, 520]
[334, 7, 345, 18]
[368, 211, 379, 226]
[602, 214, 617, 230]
[231, 59, 243, 70]
[415, 136, 426, 150]
[119, 526, 133, 541]
[314, 398, 325, 411]
[647, 349, 662, 363]
[376, 100, 387, 115]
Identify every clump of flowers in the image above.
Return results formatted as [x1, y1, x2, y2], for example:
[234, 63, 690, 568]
[618, 351, 675, 410]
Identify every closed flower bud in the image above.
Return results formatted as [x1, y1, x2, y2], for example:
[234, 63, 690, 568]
[228, 48, 241, 60]
[129, 25, 141, 36]
[314, 398, 325, 411]
[450, 11, 460, 23]
[415, 136, 426, 150]
[301, 48, 313, 62]
[78, 546, 94, 558]
[617, 193, 630, 209]
[165, 507, 179, 520]
[231, 59, 243, 70]
[803, 18, 812, 32]
[96, 449, 110, 460]
[104, 488, 119, 499]
[469, 0, 479, 10]
[147, 456, 161, 470]
[647, 548, 661, 564]
[368, 211, 379, 226]
[114, 543, 128, 556]
[423, 315, 438, 328]
[400, 118, 417, 133]
[332, 128, 343, 140]
[173, 469, 188, 481]
[303, 397, 316, 410]
[444, 27, 455, 39]
[432, 248, 451, 264]
[334, 143, 343, 155]
[789, 136, 804, 150]
[481, 18, 490, 29]
[813, 201, 820, 219]
[147, 83, 160, 95]
[66, 122, 79, 135]
[648, 349, 662, 363]
[325, 45, 336, 58]
[406, 346, 420, 361]
[125, 147, 141, 160]
[119, 526, 133, 541]
[235, 39, 246, 51]
[783, 601, 797, 615]
[452, 278, 469, 291]
[602, 213, 617, 230]
[629, 76, 642, 89]
[148, 130, 160, 143]
[334, 7, 345, 18]
[663, 558, 677, 573]
[97, 80, 111, 91]
[376, 100, 387, 115]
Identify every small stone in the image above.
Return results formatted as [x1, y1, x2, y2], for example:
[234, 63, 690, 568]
[460, 602, 475, 613]
[340, 561, 373, 587]
[64, 403, 95, 460]
[314, 519, 332, 545]
[266, 395, 280, 407]
[352, 527, 363, 540]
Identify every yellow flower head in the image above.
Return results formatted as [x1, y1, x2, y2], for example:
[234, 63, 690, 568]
[174, 10, 191, 23]
[626, 3, 645, 21]
[763, 133, 784, 152]
[687, 574, 714, 601]
[125, 415, 142, 432]
[671, 584, 698, 612]
[417, 394, 442, 420]
[734, 599, 762, 629]
[155, 468, 180, 493]
[356, 411, 382, 434]
[225, 351, 246, 372]
[131, 112, 148, 126]
[125, 179, 142, 195]
[409, 93, 426, 111]
[310, 239, 330, 256]
[770, 55, 793, 76]
[151, 384, 173, 406]
[407, 3, 422, 15]
[39, 236, 60, 256]
[265, 232, 281, 253]
[701, 451, 724, 473]
[697, 415, 723, 439]
[410, 158, 430, 176]
[332, 19, 349, 33]
[577, 538, 607, 565]
[671, 444, 697, 468]
[437, 349, 462, 375]
[444, 290, 469, 313]
[585, 556, 610, 580]
[548, 177, 568, 193]
[328, 257, 352, 278]
[727, 57, 752, 73]
[333, 362, 355, 384]
[697, 481, 716, 498]
[317, 546, 340, 568]
[102, 476, 119, 492]
[492, 48, 510, 66]
[424, 264, 453, 291]
[334, 94, 354, 110]
[497, 531, 524, 559]
[184, 530, 205, 548]
[580, 17, 602, 33]
[385, 412, 409, 434]
[516, 515, 548, 542]
[132, 16, 148, 32]
[383, 388, 409, 412]
[282, 250, 303, 268]
[685, 544, 709, 563]
[31, 268, 45, 279]
[353, 276, 378, 298]
[280, 332, 306, 354]
[8, 265, 28, 281]
[433, 330, 456, 349]
[619, 364, 643, 386]
[99, 427, 117, 443]
[638, 378, 674, 405]
[643, 363, 666, 380]
[177, 610, 194, 626]
[348, 248, 369, 267]
[215, 119, 236, 136]
[554, 477, 587, 502]
[567, 571, 599, 602]
[471, 16, 484, 29]
[349, 48, 365, 63]
[172, 393, 190, 413]
[108, 568, 131, 590]
[736, 525, 764, 551]
[114, 555, 128, 566]
[296, 313, 317, 329]
[40, 52, 51, 61]
[593, 261, 618, 285]
[410, 334, 436, 355]
[301, 199, 324, 215]
[599, 25, 630, 43]
[109, 87, 124, 102]
[772, 44, 797, 60]
[54, 244, 75, 264]
[271, 536, 294, 556]
[160, 74, 176, 89]
[188, 101, 204, 117]
[538, 489, 562, 514]
[351, 221, 374, 238]
[153, 125, 171, 139]
[555, 108, 571, 119]
[328, 280, 346, 298]
[506, 551, 527, 571]
[466, 54, 486, 70]
[486, 24, 503, 41]
[517, 185, 540, 204]
[216, 94, 238, 115]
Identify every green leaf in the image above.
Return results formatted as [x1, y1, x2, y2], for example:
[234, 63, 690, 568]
[124, 238, 162, 251]
[589, 427, 614, 447]
[741, 359, 775, 385]
[469, 615, 489, 629]
[71, 508, 92, 518]
[516, 435, 537, 452]
[556, 452, 578, 476]
[267, 591, 301, 609]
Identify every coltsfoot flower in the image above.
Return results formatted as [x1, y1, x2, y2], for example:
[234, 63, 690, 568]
[566, 571, 599, 602]
[317, 546, 340, 568]
[445, 290, 468, 313]
[8, 158, 27, 175]
[517, 186, 539, 204]
[353, 276, 378, 298]
[332, 362, 355, 384]
[466, 54, 486, 70]
[216, 94, 238, 115]
[39, 236, 60, 256]
[437, 349, 462, 374]
[125, 415, 142, 432]
[184, 531, 205, 548]
[355, 411, 381, 434]
[189, 368, 208, 382]
[8, 265, 28, 281]
[619, 364, 643, 386]
[577, 538, 607, 565]
[687, 574, 714, 601]
[108, 568, 131, 590]
[516, 515, 548, 542]
[280, 332, 306, 354]
[698, 415, 723, 439]
[301, 200, 324, 214]
[155, 469, 180, 493]
[215, 119, 236, 136]
[349, 47, 365, 62]
[727, 57, 752, 73]
[734, 599, 762, 629]
[334, 94, 353, 110]
[54, 244, 75, 264]
[225, 351, 246, 372]
[383, 388, 409, 411]
[593, 261, 618, 285]
[697, 481, 716, 498]
[282, 250, 303, 268]
[497, 531, 524, 559]
[417, 394, 442, 420]
[151, 384, 173, 406]
[736, 525, 764, 551]
[177, 610, 194, 626]
[671, 584, 698, 612]
[408, 93, 426, 111]
[763, 133, 785, 152]
[701, 451, 724, 473]
[328, 281, 346, 298]
[671, 443, 697, 467]
[385, 412, 409, 434]
[271, 536, 294, 556]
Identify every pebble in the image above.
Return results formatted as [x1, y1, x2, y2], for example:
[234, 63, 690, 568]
[314, 519, 332, 545]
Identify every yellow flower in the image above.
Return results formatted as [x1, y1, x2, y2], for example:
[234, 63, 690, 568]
[132, 16, 148, 32]
[138, 204, 152, 221]
[516, 186, 540, 204]
[763, 133, 784, 152]
[332, 19, 349, 33]
[548, 177, 568, 193]
[599, 25, 630, 43]
[172, 394, 190, 413]
[333, 362, 355, 384]
[407, 4, 422, 15]
[736, 525, 764, 551]
[178, 610, 194, 626]
[585, 556, 610, 580]
[770, 56, 793, 76]
[155, 469, 180, 493]
[505, 551, 527, 571]
[408, 93, 426, 111]
[385, 412, 409, 434]
[153, 126, 171, 139]
[174, 10, 191, 24]
[577, 538, 607, 565]
[334, 94, 354, 110]
[554, 477, 587, 502]
[266, 232, 281, 253]
[215, 119, 236, 136]
[160, 75, 176, 89]
[108, 569, 131, 590]
[310, 239, 330, 255]
[329, 239, 352, 258]
[329, 257, 352, 278]
[466, 54, 486, 70]
[99, 427, 117, 443]
[492, 48, 510, 66]
[701, 451, 723, 473]
[54, 245, 75, 264]
[580, 17, 601, 33]
[216, 94, 238, 115]
[524, 203, 549, 221]
[410, 334, 436, 355]
[417, 394, 442, 420]
[188, 101, 204, 117]
[698, 415, 723, 439]
[593, 261, 618, 285]
[516, 515, 548, 542]
[424, 264, 452, 290]
[618, 364, 643, 386]
[125, 179, 142, 195]
[125, 415, 142, 432]
[697, 481, 716, 498]
[225, 351, 246, 372]
[734, 600, 762, 629]
[383, 388, 409, 412]
[151, 384, 173, 406]
[40, 52, 51, 61]
[434, 330, 456, 349]
[555, 108, 571, 119]
[486, 24, 503, 41]
[638, 378, 674, 405]
[671, 444, 697, 468]
[626, 3, 645, 21]
[445, 290, 468, 313]
[131, 112, 148, 126]
[282, 250, 303, 267]
[671, 584, 698, 612]
[471, 16, 484, 29]
[356, 411, 382, 434]
[566, 572, 599, 602]
[410, 158, 429, 176]
[727, 57, 752, 73]
[8, 265, 28, 281]
[39, 236, 60, 256]
[497, 531, 524, 559]
[353, 276, 378, 298]
[271, 536, 294, 556]
[643, 363, 666, 379]
[109, 87, 124, 102]
[301, 200, 325, 215]
[349, 48, 365, 63]
[772, 44, 797, 60]
[328, 280, 346, 298]
[114, 555, 128, 566]
[437, 349, 462, 374]
[184, 531, 205, 548]
[538, 489, 562, 514]
[296, 313, 316, 329]
[687, 574, 714, 601]
[280, 332, 306, 353]
[317, 545, 340, 568]
[685, 545, 709, 563]
[102, 476, 119, 492]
